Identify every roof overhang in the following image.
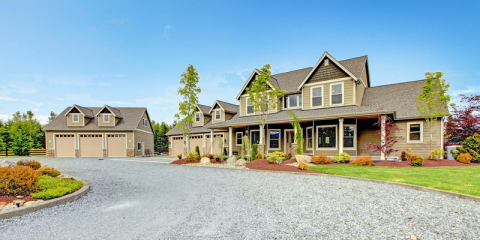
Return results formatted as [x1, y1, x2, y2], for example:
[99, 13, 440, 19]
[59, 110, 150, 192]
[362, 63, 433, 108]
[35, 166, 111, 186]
[64, 105, 86, 117]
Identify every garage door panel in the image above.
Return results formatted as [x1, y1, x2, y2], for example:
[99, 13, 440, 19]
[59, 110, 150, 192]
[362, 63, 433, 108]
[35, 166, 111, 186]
[172, 137, 183, 157]
[107, 134, 126, 157]
[189, 135, 203, 156]
[80, 134, 103, 157]
[55, 134, 75, 157]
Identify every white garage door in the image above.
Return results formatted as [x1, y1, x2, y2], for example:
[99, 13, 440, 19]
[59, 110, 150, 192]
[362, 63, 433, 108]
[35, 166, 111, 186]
[172, 136, 184, 157]
[55, 134, 75, 157]
[80, 134, 103, 157]
[107, 134, 126, 157]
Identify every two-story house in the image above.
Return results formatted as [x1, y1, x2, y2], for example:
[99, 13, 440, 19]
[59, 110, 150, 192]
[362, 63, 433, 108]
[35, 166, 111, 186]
[44, 104, 154, 158]
[167, 52, 444, 159]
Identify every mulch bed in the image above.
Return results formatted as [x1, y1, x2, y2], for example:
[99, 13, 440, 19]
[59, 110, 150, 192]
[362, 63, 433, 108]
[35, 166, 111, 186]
[246, 159, 322, 174]
[0, 195, 37, 204]
[170, 158, 226, 165]
[374, 159, 480, 167]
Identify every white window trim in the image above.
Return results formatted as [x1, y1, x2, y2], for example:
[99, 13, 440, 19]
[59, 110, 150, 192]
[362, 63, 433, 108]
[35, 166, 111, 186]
[283, 94, 302, 110]
[195, 112, 201, 123]
[143, 118, 147, 127]
[72, 114, 80, 123]
[246, 97, 255, 115]
[215, 109, 221, 120]
[330, 82, 344, 106]
[310, 85, 324, 109]
[249, 129, 260, 145]
[316, 125, 338, 150]
[343, 124, 356, 150]
[236, 132, 243, 146]
[306, 126, 313, 150]
[267, 129, 281, 151]
[407, 121, 423, 143]
[103, 114, 110, 123]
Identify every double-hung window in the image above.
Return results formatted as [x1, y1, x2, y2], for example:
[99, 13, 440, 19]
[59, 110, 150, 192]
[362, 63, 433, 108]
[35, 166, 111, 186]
[103, 114, 110, 123]
[284, 94, 303, 109]
[317, 126, 337, 149]
[344, 126, 355, 148]
[311, 86, 323, 108]
[72, 114, 79, 123]
[236, 132, 243, 146]
[331, 83, 343, 105]
[268, 130, 280, 150]
[407, 122, 423, 143]
[246, 97, 254, 115]
[215, 109, 221, 120]
[195, 112, 200, 122]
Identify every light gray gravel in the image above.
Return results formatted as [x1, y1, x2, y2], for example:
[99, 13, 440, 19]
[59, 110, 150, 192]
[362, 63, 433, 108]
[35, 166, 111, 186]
[1, 157, 480, 239]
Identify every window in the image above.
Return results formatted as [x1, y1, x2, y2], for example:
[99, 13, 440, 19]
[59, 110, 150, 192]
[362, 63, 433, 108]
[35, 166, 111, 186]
[344, 126, 355, 148]
[72, 114, 79, 123]
[306, 127, 313, 150]
[236, 132, 243, 146]
[246, 97, 254, 115]
[268, 130, 280, 150]
[311, 86, 323, 108]
[251, 130, 260, 144]
[284, 94, 303, 109]
[317, 126, 337, 149]
[195, 112, 200, 122]
[331, 83, 343, 105]
[407, 122, 423, 143]
[103, 114, 110, 123]
[215, 109, 221, 120]
[143, 118, 147, 127]
[137, 142, 142, 151]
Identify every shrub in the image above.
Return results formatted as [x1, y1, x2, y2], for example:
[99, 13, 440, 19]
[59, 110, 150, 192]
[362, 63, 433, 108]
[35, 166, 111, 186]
[452, 134, 480, 163]
[205, 153, 214, 159]
[401, 146, 414, 161]
[350, 155, 375, 166]
[333, 152, 351, 163]
[298, 162, 308, 170]
[267, 151, 284, 164]
[400, 151, 407, 161]
[186, 151, 199, 161]
[31, 175, 84, 199]
[429, 149, 445, 160]
[410, 155, 424, 166]
[457, 153, 473, 164]
[38, 166, 61, 177]
[255, 153, 264, 160]
[0, 165, 40, 195]
[195, 146, 200, 158]
[26, 160, 42, 170]
[16, 160, 28, 166]
[222, 156, 228, 160]
[252, 144, 258, 160]
[177, 154, 182, 160]
[214, 155, 221, 160]
[311, 153, 332, 164]
[284, 152, 292, 159]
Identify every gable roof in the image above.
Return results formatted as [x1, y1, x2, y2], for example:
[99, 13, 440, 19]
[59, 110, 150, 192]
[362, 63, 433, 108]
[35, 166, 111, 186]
[235, 69, 276, 100]
[165, 119, 227, 136]
[46, 106, 149, 132]
[339, 55, 369, 86]
[196, 104, 211, 115]
[297, 52, 361, 90]
[271, 67, 313, 93]
[209, 100, 239, 114]
[96, 105, 123, 118]
[64, 104, 94, 118]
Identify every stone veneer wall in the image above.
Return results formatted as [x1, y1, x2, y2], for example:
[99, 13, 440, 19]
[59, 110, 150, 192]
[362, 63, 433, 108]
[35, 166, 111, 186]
[103, 149, 107, 157]
[75, 149, 80, 158]
[127, 149, 134, 157]
[46, 149, 55, 158]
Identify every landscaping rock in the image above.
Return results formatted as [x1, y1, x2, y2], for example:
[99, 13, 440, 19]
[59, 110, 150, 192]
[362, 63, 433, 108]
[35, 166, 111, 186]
[235, 159, 246, 167]
[226, 156, 236, 165]
[24, 201, 36, 206]
[13, 200, 25, 207]
[200, 157, 210, 164]
[16, 195, 24, 199]
[0, 202, 6, 206]
[295, 155, 311, 164]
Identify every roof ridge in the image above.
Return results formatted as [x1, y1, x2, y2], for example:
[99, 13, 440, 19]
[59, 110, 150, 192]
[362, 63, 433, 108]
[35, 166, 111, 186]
[338, 55, 368, 62]
[216, 100, 239, 106]
[368, 79, 426, 88]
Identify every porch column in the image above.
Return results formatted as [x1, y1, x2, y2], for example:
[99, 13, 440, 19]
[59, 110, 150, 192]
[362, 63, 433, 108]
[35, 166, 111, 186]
[210, 129, 214, 154]
[380, 115, 386, 160]
[339, 118, 344, 154]
[228, 127, 233, 156]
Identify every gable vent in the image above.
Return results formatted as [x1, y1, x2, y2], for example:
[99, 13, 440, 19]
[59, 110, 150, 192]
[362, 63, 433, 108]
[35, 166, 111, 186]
[325, 59, 329, 66]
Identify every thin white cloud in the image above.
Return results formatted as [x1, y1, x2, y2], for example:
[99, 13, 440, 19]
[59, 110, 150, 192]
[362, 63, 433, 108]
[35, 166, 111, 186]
[164, 25, 171, 39]
[0, 96, 43, 107]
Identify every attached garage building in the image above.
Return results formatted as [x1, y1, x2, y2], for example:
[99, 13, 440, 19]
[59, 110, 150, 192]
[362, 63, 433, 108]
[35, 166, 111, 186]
[45, 104, 154, 158]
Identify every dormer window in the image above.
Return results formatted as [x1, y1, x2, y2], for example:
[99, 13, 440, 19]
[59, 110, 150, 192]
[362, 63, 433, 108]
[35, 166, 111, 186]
[284, 94, 302, 109]
[195, 112, 200, 122]
[72, 114, 79, 123]
[331, 83, 343, 105]
[215, 109, 221, 120]
[103, 114, 110, 123]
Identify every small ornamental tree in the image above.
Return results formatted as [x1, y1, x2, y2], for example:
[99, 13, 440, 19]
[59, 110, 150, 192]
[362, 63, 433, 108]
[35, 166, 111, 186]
[241, 135, 251, 160]
[174, 65, 201, 154]
[246, 64, 285, 155]
[367, 114, 402, 160]
[416, 72, 451, 152]
[446, 94, 480, 145]
[288, 111, 304, 155]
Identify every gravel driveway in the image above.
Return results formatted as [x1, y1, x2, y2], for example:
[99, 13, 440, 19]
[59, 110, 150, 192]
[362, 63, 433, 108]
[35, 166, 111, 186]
[1, 157, 479, 239]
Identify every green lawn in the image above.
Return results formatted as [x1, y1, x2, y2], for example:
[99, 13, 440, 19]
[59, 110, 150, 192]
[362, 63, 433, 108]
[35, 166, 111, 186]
[31, 175, 84, 199]
[308, 165, 480, 197]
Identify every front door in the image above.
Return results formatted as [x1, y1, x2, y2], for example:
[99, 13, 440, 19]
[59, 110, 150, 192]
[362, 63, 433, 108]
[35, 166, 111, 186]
[285, 130, 294, 154]
[251, 131, 260, 145]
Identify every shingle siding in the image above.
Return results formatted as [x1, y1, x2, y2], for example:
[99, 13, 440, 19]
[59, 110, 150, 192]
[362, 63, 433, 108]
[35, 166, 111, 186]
[304, 59, 348, 84]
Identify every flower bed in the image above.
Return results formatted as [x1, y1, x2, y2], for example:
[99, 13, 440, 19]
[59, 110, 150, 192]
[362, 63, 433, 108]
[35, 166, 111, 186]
[170, 158, 226, 165]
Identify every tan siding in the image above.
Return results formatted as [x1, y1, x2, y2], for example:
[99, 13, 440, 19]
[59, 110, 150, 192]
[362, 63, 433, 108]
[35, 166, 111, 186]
[98, 114, 115, 127]
[126, 132, 134, 149]
[225, 112, 233, 120]
[357, 119, 381, 156]
[46, 132, 54, 149]
[240, 96, 246, 116]
[303, 85, 311, 110]
[305, 59, 348, 84]
[343, 80, 354, 105]
[204, 115, 211, 124]
[211, 107, 224, 124]
[134, 130, 154, 156]
[67, 114, 84, 127]
[192, 112, 203, 127]
[392, 120, 442, 158]
[136, 111, 153, 133]
[361, 65, 369, 88]
[356, 81, 366, 106]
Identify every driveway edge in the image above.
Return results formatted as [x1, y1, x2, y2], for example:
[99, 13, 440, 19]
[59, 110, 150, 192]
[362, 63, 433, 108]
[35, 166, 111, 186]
[0, 180, 90, 220]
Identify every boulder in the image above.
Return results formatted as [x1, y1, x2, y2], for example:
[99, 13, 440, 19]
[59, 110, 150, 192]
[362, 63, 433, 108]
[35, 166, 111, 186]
[235, 159, 246, 167]
[200, 157, 210, 164]
[295, 155, 311, 164]
[24, 201, 36, 206]
[226, 156, 236, 164]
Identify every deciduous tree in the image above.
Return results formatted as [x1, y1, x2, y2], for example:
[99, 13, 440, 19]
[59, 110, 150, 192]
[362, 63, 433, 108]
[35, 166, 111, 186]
[367, 114, 402, 160]
[446, 94, 480, 145]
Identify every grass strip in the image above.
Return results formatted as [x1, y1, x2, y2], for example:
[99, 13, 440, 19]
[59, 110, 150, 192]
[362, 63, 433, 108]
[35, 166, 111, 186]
[31, 175, 84, 199]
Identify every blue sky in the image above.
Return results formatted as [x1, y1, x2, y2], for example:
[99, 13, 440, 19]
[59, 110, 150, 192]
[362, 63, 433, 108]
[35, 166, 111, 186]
[1, 1, 479, 124]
